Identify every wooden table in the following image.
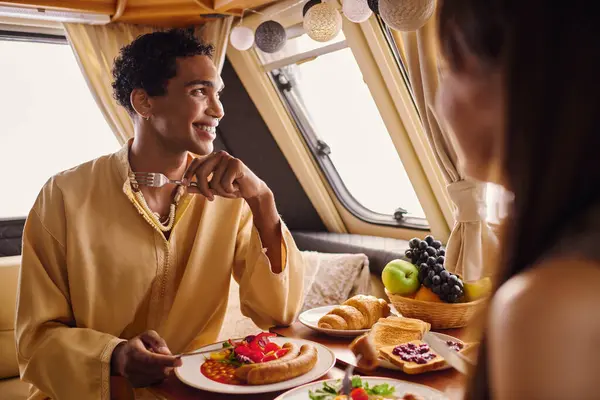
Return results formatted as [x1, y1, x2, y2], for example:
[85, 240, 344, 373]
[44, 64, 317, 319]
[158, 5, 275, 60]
[150, 322, 471, 399]
[271, 323, 469, 400]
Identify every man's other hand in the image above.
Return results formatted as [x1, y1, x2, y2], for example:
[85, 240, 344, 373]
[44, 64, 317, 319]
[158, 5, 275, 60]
[110, 330, 182, 388]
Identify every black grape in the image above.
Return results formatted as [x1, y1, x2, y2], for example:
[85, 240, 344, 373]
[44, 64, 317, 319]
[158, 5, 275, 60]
[441, 283, 450, 294]
[440, 270, 450, 281]
[407, 234, 461, 302]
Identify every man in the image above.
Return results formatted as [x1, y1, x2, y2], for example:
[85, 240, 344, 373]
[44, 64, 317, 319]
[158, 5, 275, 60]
[15, 28, 305, 399]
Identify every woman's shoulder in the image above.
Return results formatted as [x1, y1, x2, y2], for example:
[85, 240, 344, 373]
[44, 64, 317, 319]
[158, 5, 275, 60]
[492, 256, 600, 323]
[487, 257, 600, 398]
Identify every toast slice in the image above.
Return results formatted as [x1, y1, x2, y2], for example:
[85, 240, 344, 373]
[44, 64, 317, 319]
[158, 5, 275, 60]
[369, 316, 431, 351]
[380, 340, 479, 374]
[379, 340, 445, 374]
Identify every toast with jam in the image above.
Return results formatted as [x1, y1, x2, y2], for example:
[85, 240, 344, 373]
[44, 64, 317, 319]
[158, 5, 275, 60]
[379, 339, 477, 374]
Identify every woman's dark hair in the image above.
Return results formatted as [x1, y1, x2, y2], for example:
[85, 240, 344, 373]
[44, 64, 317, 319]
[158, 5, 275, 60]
[112, 28, 214, 114]
[438, 1, 600, 398]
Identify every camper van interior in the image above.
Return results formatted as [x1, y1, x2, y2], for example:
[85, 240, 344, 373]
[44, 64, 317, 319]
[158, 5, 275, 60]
[2, 1, 598, 400]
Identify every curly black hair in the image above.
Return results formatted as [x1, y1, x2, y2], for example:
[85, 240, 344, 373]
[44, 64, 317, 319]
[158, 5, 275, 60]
[112, 28, 214, 114]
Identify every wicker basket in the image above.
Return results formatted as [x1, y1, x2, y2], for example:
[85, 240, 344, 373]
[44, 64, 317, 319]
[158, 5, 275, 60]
[385, 289, 487, 329]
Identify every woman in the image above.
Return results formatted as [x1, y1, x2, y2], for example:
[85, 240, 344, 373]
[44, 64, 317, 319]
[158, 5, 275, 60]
[435, 0, 600, 398]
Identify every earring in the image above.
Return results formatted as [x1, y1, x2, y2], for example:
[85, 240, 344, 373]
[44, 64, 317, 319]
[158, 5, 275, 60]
[143, 115, 150, 121]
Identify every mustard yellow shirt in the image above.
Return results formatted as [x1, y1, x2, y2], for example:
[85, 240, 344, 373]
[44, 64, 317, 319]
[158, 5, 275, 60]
[15, 143, 306, 400]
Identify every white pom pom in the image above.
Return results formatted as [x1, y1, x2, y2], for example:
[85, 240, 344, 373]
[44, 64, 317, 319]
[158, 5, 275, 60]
[342, 0, 372, 23]
[230, 26, 254, 51]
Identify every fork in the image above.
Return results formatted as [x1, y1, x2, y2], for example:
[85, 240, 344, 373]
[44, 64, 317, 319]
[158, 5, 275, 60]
[341, 354, 362, 396]
[132, 172, 198, 188]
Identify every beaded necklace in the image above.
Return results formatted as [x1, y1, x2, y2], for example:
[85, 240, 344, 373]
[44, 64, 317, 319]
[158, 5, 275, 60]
[130, 174, 185, 233]
[132, 189, 176, 232]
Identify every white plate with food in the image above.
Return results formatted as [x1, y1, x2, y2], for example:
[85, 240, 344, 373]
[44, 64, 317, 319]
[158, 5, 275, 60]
[274, 376, 449, 400]
[299, 305, 370, 337]
[299, 296, 393, 338]
[175, 333, 336, 394]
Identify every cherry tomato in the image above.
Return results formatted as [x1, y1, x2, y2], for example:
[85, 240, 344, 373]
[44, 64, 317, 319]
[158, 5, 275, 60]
[350, 388, 369, 400]
[261, 354, 277, 362]
[247, 349, 264, 363]
[275, 348, 289, 358]
[256, 333, 277, 347]
[234, 345, 251, 357]
[264, 342, 280, 353]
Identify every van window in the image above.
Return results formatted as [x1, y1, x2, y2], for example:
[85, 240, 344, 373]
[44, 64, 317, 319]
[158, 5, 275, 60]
[0, 35, 119, 219]
[264, 36, 426, 227]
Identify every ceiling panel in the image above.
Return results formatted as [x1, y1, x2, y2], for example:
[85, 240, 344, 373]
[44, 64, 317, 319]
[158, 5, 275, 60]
[214, 0, 275, 13]
[0, 0, 280, 25]
[0, 0, 114, 14]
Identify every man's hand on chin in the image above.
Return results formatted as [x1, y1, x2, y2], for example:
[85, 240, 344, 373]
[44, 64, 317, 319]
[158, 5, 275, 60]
[183, 150, 270, 202]
[184, 151, 283, 272]
[182, 151, 279, 221]
[111, 330, 182, 388]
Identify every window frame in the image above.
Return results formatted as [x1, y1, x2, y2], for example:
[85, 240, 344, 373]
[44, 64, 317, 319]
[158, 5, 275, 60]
[269, 62, 428, 230]
[348, 16, 454, 240]
[0, 30, 67, 230]
[0, 28, 121, 223]
[0, 29, 66, 44]
[0, 30, 69, 252]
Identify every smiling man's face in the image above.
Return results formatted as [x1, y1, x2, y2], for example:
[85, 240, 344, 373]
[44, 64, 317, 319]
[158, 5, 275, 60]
[147, 55, 225, 155]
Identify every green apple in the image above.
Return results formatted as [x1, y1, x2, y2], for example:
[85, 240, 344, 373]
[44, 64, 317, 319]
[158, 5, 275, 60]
[382, 259, 420, 296]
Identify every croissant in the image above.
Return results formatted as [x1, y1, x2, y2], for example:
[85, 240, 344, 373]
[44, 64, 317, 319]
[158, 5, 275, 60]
[318, 295, 391, 330]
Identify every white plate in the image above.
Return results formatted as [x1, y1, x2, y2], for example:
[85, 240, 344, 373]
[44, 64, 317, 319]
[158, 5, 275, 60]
[274, 376, 449, 400]
[175, 337, 336, 394]
[298, 305, 371, 337]
[378, 332, 464, 371]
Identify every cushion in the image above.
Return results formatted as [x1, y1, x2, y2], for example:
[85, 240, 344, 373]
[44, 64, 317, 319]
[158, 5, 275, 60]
[299, 251, 371, 313]
[0, 256, 20, 379]
[217, 251, 371, 341]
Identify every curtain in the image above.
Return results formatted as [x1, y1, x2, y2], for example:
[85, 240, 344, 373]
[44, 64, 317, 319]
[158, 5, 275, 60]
[64, 17, 233, 145]
[393, 21, 498, 282]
